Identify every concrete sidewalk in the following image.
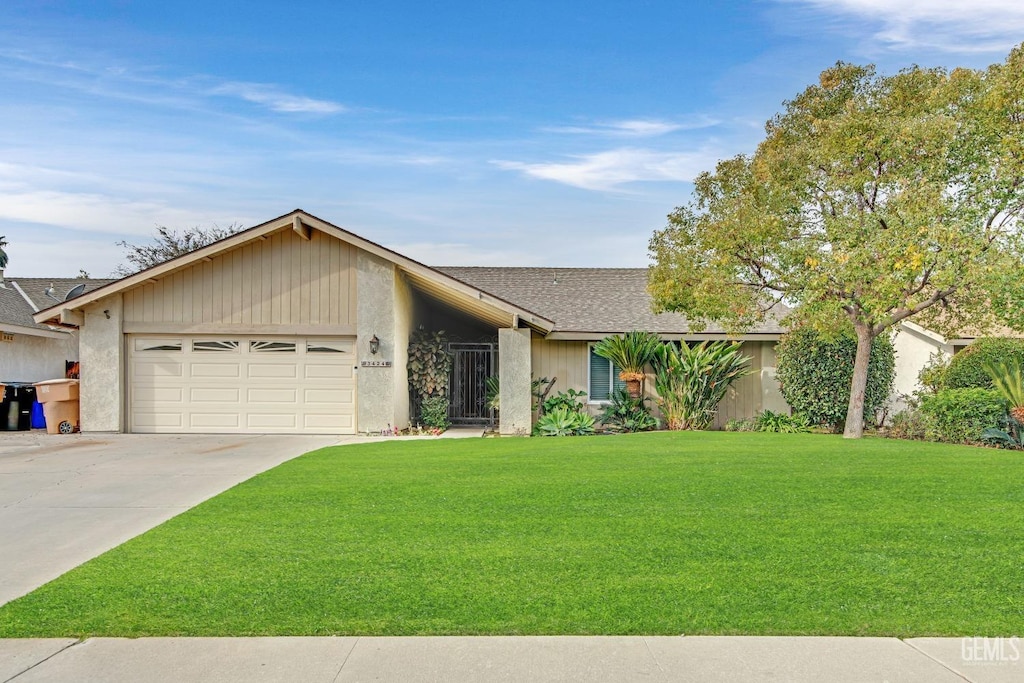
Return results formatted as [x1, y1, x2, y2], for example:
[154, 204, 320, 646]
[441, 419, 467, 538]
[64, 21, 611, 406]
[1, 636, 1020, 682]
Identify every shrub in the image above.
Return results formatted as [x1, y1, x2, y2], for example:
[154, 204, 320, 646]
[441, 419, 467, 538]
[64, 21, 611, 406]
[541, 389, 588, 415]
[887, 409, 927, 441]
[419, 396, 451, 431]
[599, 388, 658, 433]
[652, 341, 752, 430]
[754, 410, 811, 433]
[942, 338, 1024, 390]
[918, 388, 1007, 444]
[535, 406, 595, 436]
[775, 328, 895, 431]
[724, 418, 756, 432]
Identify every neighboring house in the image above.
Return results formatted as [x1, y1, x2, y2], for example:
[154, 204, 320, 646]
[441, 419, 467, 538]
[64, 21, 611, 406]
[30, 209, 971, 435]
[0, 275, 114, 383]
[889, 321, 984, 410]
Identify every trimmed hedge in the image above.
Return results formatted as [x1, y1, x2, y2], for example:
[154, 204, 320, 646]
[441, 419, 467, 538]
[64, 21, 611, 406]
[942, 338, 1024, 390]
[775, 328, 895, 431]
[919, 388, 1007, 444]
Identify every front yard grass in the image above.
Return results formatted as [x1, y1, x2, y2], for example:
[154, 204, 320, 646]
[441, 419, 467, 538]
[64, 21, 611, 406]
[1, 432, 1022, 637]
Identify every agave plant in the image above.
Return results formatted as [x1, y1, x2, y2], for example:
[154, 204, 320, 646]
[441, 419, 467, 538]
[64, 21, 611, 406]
[652, 341, 752, 430]
[593, 330, 661, 398]
[984, 359, 1024, 424]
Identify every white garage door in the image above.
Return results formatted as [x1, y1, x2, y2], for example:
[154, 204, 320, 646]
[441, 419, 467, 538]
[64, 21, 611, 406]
[129, 336, 356, 434]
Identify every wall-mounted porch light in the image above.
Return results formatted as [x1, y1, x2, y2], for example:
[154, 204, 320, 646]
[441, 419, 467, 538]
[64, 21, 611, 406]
[369, 335, 380, 355]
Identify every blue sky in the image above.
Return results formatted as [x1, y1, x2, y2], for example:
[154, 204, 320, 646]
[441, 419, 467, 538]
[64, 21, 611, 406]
[1, 0, 1022, 277]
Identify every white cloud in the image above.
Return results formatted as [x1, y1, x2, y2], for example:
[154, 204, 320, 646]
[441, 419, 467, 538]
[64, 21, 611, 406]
[492, 147, 719, 191]
[543, 117, 719, 137]
[0, 190, 243, 236]
[209, 81, 346, 114]
[784, 0, 1024, 53]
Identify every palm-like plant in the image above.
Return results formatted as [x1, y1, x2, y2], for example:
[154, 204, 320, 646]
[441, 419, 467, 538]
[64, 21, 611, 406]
[593, 330, 661, 398]
[652, 341, 752, 430]
[985, 359, 1024, 424]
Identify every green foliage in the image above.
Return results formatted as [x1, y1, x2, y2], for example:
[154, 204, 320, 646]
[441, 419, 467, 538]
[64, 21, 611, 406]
[599, 388, 659, 433]
[754, 410, 811, 433]
[652, 341, 752, 430]
[981, 424, 1023, 449]
[917, 353, 950, 395]
[723, 418, 756, 432]
[648, 46, 1024, 437]
[985, 359, 1024, 411]
[485, 376, 500, 411]
[919, 388, 1007, 444]
[887, 409, 928, 441]
[540, 388, 588, 416]
[419, 396, 451, 431]
[535, 406, 596, 436]
[592, 331, 661, 383]
[775, 328, 895, 431]
[942, 338, 1024, 390]
[407, 327, 453, 400]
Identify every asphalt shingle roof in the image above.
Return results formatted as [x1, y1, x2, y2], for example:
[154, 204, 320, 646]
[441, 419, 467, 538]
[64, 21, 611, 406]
[435, 267, 789, 335]
[0, 278, 117, 331]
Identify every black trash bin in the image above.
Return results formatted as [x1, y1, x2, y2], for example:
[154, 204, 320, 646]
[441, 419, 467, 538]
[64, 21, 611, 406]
[15, 385, 36, 431]
[2, 383, 35, 431]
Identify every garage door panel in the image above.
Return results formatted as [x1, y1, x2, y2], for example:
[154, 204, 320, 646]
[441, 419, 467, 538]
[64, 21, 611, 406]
[304, 413, 353, 429]
[190, 413, 241, 429]
[190, 387, 241, 403]
[190, 363, 241, 378]
[305, 363, 354, 380]
[133, 412, 184, 428]
[132, 386, 184, 403]
[133, 361, 183, 378]
[247, 413, 297, 429]
[304, 388, 353, 404]
[247, 388, 298, 404]
[130, 335, 356, 434]
[247, 364, 298, 379]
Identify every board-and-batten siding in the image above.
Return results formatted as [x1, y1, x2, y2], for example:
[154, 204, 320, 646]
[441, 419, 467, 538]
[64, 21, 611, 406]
[530, 338, 772, 428]
[122, 228, 358, 330]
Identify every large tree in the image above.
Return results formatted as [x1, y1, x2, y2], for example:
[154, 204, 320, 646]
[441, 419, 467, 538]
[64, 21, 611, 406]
[649, 44, 1024, 438]
[114, 224, 243, 276]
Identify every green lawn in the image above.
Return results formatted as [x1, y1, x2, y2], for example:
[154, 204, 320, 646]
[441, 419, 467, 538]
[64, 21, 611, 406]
[1, 432, 1022, 637]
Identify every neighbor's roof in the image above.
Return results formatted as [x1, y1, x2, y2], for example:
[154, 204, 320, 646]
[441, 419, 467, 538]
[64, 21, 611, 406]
[0, 278, 115, 333]
[436, 267, 790, 337]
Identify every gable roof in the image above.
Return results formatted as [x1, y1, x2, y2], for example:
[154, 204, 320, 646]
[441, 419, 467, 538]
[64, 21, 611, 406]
[33, 210, 555, 333]
[0, 278, 114, 336]
[437, 266, 790, 338]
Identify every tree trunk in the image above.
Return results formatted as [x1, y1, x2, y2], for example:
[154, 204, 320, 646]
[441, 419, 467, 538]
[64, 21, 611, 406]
[626, 378, 642, 399]
[843, 323, 874, 439]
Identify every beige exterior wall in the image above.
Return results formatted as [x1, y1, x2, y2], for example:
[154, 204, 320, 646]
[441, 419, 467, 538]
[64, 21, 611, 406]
[890, 323, 951, 413]
[0, 331, 77, 383]
[122, 227, 357, 333]
[530, 338, 788, 428]
[79, 296, 124, 432]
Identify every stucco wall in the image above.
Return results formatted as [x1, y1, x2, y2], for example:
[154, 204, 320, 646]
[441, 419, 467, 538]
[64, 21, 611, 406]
[499, 327, 532, 435]
[356, 251, 401, 433]
[393, 272, 414, 429]
[890, 324, 950, 412]
[0, 332, 77, 383]
[79, 296, 124, 432]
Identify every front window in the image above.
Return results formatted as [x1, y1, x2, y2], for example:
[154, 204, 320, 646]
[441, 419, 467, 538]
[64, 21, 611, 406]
[588, 345, 627, 402]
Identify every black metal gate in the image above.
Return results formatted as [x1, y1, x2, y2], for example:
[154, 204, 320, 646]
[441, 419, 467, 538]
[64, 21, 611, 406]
[448, 342, 497, 425]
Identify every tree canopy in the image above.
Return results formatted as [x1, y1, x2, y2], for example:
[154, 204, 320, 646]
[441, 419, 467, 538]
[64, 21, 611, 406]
[649, 44, 1024, 437]
[114, 224, 244, 276]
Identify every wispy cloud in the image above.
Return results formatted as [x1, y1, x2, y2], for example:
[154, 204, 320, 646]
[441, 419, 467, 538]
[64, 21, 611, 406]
[493, 147, 720, 191]
[543, 117, 719, 137]
[783, 0, 1024, 53]
[209, 81, 346, 114]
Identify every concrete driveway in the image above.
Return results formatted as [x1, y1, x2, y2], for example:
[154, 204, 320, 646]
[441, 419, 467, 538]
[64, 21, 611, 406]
[0, 432, 347, 606]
